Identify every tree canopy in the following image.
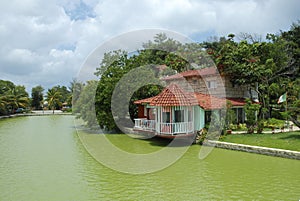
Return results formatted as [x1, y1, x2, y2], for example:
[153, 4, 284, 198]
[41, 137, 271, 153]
[0, 80, 29, 115]
[31, 85, 44, 110]
[76, 22, 300, 131]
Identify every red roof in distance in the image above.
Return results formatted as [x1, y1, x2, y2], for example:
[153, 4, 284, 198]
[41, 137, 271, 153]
[134, 96, 155, 105]
[162, 67, 219, 81]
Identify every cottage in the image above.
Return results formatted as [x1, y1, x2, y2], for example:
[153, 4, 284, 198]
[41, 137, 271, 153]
[133, 67, 253, 138]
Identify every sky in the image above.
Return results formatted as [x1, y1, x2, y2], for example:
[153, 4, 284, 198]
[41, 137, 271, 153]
[0, 0, 299, 93]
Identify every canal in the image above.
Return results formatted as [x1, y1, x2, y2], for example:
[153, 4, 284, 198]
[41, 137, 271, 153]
[0, 115, 299, 200]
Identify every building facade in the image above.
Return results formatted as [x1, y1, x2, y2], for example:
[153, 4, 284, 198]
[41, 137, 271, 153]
[134, 67, 253, 138]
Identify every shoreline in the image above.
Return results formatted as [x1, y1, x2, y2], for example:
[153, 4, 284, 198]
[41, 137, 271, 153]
[204, 140, 300, 160]
[0, 111, 73, 119]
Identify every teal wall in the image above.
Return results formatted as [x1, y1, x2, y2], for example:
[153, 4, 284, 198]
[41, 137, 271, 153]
[194, 106, 205, 130]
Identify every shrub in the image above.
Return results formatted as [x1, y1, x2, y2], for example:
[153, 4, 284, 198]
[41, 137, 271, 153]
[257, 120, 264, 134]
[265, 118, 285, 129]
[197, 129, 207, 145]
[238, 123, 247, 130]
[244, 99, 260, 134]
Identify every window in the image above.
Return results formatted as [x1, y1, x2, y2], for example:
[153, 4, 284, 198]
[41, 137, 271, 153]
[205, 111, 211, 123]
[162, 112, 170, 123]
[174, 110, 184, 122]
[144, 107, 147, 117]
[207, 80, 217, 89]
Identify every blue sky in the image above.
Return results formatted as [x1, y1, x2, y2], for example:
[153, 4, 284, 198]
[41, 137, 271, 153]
[0, 0, 299, 92]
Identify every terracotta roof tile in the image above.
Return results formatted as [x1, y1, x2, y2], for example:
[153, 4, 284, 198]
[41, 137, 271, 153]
[149, 83, 198, 106]
[162, 67, 218, 81]
[133, 96, 155, 104]
[193, 93, 226, 110]
[134, 84, 246, 110]
[226, 98, 246, 107]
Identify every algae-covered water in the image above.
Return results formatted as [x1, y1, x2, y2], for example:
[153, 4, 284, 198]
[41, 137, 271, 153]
[0, 115, 299, 200]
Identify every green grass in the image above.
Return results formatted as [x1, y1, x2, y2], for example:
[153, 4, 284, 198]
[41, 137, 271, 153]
[220, 131, 300, 152]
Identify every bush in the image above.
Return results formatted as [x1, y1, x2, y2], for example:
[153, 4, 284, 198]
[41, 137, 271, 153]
[257, 120, 264, 134]
[229, 123, 237, 130]
[237, 123, 247, 130]
[197, 129, 207, 145]
[265, 118, 285, 129]
[271, 110, 284, 119]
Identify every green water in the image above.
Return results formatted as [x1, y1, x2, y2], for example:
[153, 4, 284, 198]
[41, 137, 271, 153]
[0, 116, 299, 200]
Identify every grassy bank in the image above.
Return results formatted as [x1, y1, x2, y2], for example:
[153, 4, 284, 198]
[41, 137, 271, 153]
[220, 131, 300, 152]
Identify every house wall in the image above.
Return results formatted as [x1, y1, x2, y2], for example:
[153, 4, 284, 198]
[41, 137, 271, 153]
[166, 75, 249, 98]
[194, 106, 205, 131]
[137, 105, 147, 118]
[223, 77, 249, 98]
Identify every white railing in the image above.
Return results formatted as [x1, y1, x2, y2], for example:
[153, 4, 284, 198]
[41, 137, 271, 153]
[134, 119, 194, 135]
[134, 119, 156, 131]
[160, 122, 194, 135]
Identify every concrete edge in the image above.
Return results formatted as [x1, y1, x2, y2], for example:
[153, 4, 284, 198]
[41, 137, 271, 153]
[0, 112, 73, 119]
[204, 140, 300, 160]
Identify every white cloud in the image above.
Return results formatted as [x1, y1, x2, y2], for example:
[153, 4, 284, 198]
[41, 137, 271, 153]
[0, 0, 299, 92]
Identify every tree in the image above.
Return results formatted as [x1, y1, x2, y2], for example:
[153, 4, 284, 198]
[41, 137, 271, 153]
[92, 34, 210, 131]
[0, 96, 7, 114]
[53, 85, 71, 105]
[46, 88, 63, 114]
[69, 78, 84, 107]
[94, 51, 132, 131]
[280, 21, 300, 126]
[0, 80, 15, 114]
[244, 99, 260, 134]
[207, 34, 290, 121]
[73, 80, 98, 128]
[5, 85, 29, 113]
[281, 21, 300, 79]
[31, 85, 44, 110]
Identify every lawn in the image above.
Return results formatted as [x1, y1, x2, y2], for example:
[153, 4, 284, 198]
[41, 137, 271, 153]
[220, 131, 300, 152]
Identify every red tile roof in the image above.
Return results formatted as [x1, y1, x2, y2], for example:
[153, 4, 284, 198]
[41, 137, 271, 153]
[134, 84, 246, 109]
[162, 67, 219, 81]
[226, 98, 246, 107]
[133, 84, 198, 106]
[193, 93, 226, 110]
[149, 83, 199, 106]
[134, 96, 155, 105]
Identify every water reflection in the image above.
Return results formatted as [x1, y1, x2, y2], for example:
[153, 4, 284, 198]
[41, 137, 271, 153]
[0, 116, 299, 200]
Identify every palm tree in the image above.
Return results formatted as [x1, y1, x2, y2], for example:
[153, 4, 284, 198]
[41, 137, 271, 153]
[0, 95, 7, 114]
[5, 86, 29, 113]
[46, 88, 63, 114]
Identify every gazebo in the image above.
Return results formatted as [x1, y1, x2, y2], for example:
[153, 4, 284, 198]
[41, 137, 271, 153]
[134, 84, 205, 137]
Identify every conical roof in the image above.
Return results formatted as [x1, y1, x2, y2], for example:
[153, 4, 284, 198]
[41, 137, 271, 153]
[149, 83, 198, 106]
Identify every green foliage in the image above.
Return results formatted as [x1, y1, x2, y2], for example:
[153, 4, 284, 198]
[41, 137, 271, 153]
[197, 128, 207, 145]
[69, 78, 84, 107]
[73, 80, 98, 128]
[264, 118, 285, 129]
[256, 120, 264, 134]
[0, 80, 30, 115]
[244, 99, 260, 133]
[31, 85, 44, 109]
[204, 27, 299, 121]
[91, 34, 210, 131]
[224, 100, 236, 129]
[46, 87, 63, 113]
[82, 23, 300, 131]
[52, 85, 71, 105]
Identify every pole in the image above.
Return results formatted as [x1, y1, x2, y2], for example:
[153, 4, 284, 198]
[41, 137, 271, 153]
[286, 92, 288, 128]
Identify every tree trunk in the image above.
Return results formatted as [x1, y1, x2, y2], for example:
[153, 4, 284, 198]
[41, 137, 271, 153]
[290, 116, 300, 128]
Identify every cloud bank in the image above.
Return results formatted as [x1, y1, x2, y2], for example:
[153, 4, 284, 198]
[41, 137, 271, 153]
[0, 0, 299, 91]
